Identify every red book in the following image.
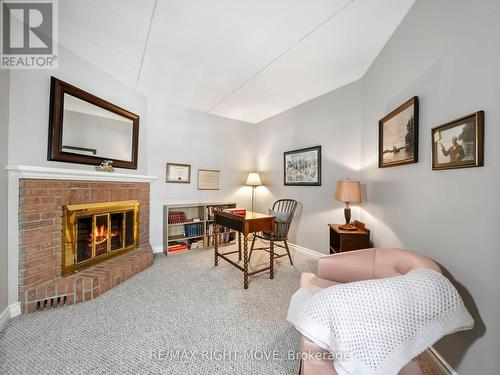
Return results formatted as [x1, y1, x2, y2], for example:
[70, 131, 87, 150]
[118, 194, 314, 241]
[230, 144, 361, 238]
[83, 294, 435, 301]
[226, 209, 246, 216]
[168, 244, 188, 252]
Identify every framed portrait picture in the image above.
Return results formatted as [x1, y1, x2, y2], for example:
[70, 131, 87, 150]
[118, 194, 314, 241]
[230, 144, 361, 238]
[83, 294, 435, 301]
[379, 96, 419, 168]
[197, 169, 220, 190]
[284, 146, 321, 186]
[166, 163, 191, 183]
[432, 111, 484, 170]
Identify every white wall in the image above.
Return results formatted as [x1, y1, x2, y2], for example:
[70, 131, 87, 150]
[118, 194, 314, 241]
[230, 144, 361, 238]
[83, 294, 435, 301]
[8, 45, 148, 174]
[360, 0, 500, 372]
[254, 81, 362, 253]
[147, 98, 256, 251]
[0, 70, 9, 315]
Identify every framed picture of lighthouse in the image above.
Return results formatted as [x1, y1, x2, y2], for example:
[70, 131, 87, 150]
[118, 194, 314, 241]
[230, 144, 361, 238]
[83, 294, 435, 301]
[378, 96, 419, 168]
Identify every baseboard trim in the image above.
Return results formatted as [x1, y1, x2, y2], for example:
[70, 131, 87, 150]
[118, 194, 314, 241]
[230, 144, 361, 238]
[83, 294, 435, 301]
[0, 302, 21, 332]
[0, 306, 9, 332]
[288, 242, 324, 258]
[9, 302, 21, 318]
[152, 245, 163, 254]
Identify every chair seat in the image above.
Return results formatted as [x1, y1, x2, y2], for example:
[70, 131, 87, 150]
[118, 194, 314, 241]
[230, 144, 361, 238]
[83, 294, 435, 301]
[250, 199, 297, 266]
[256, 231, 287, 241]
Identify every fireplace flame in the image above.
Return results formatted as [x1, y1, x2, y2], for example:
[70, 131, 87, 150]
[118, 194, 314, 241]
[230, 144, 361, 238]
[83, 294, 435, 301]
[89, 225, 120, 247]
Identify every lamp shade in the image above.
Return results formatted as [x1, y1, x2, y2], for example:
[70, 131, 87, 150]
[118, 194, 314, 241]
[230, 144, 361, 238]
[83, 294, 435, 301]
[246, 172, 262, 186]
[335, 179, 361, 203]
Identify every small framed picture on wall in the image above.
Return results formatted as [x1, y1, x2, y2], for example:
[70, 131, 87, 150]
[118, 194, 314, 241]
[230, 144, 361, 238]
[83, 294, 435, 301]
[379, 96, 419, 168]
[166, 163, 191, 183]
[432, 111, 484, 170]
[197, 169, 220, 190]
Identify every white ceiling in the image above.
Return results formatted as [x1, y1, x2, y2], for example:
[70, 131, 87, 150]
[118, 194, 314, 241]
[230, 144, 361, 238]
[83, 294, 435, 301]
[60, 0, 415, 124]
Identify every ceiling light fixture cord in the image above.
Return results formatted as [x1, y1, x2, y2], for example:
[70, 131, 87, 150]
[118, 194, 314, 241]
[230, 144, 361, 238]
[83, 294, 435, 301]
[207, 0, 356, 113]
[136, 0, 158, 87]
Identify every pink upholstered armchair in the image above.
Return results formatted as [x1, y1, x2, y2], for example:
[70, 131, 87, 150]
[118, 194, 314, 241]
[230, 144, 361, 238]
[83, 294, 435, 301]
[298, 247, 441, 375]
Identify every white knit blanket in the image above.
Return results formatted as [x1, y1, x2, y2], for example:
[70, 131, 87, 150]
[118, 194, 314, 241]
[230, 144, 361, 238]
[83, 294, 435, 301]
[287, 269, 473, 375]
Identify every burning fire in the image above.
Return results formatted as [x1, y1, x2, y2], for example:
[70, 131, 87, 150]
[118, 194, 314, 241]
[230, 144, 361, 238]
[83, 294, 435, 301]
[89, 225, 120, 247]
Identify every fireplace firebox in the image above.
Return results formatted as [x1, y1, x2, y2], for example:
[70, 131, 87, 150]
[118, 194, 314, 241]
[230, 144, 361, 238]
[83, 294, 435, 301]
[63, 200, 139, 275]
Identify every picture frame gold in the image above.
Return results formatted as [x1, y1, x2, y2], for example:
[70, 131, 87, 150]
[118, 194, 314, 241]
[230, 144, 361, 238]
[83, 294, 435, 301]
[197, 169, 220, 190]
[379, 96, 419, 168]
[431, 111, 484, 170]
[166, 163, 191, 183]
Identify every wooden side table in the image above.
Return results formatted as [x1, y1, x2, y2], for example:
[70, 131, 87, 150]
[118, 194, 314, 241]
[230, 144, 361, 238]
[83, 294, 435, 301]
[329, 221, 370, 254]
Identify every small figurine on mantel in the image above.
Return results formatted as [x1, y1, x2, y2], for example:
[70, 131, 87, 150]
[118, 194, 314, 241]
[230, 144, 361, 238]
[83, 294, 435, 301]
[96, 160, 115, 173]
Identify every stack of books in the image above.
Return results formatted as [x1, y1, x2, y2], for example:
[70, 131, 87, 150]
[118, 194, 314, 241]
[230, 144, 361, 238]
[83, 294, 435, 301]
[168, 242, 189, 252]
[168, 211, 187, 224]
[188, 239, 203, 249]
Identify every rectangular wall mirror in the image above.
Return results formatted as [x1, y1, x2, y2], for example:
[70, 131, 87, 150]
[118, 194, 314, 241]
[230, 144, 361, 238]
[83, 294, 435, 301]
[48, 77, 139, 169]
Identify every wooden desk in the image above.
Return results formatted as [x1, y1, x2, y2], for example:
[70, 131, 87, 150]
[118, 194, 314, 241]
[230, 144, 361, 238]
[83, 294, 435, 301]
[214, 210, 275, 289]
[329, 223, 370, 254]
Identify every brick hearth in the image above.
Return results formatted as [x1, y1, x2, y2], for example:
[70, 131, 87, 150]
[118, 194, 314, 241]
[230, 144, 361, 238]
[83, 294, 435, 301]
[18, 179, 153, 313]
[24, 248, 153, 313]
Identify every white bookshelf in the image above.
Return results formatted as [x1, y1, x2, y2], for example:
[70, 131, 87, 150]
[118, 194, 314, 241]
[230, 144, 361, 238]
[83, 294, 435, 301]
[163, 201, 237, 254]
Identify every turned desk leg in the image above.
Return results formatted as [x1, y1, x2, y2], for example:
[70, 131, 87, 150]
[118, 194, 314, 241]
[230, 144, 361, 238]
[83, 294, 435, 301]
[270, 240, 274, 279]
[214, 224, 219, 267]
[243, 234, 248, 289]
[238, 232, 242, 261]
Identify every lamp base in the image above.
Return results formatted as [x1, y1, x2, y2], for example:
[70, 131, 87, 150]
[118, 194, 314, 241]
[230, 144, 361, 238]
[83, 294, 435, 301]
[340, 205, 355, 230]
[339, 223, 357, 231]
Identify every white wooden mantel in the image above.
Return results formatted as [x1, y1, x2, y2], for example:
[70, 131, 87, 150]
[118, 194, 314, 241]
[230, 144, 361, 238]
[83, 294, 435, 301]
[5, 165, 158, 318]
[6, 165, 158, 183]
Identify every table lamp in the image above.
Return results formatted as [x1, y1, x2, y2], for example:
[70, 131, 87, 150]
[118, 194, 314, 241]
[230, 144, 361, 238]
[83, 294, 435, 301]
[335, 179, 361, 230]
[246, 172, 262, 212]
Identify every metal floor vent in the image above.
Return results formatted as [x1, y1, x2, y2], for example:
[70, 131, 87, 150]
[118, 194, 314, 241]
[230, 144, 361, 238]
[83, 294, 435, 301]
[36, 296, 68, 310]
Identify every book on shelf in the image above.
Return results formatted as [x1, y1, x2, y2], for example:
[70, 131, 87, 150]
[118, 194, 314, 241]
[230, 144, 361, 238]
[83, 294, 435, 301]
[206, 204, 235, 220]
[184, 222, 204, 237]
[168, 211, 187, 224]
[169, 238, 204, 252]
[206, 223, 236, 246]
[168, 242, 189, 252]
[188, 238, 203, 250]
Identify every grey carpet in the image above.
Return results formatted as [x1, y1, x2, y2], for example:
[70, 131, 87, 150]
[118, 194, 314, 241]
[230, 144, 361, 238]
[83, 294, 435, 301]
[0, 243, 317, 375]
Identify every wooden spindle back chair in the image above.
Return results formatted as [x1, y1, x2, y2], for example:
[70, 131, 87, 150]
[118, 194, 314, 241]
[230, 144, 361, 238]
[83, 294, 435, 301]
[249, 199, 298, 265]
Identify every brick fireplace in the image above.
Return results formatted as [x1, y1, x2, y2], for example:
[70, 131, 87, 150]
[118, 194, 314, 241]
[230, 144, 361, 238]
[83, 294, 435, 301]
[18, 178, 154, 313]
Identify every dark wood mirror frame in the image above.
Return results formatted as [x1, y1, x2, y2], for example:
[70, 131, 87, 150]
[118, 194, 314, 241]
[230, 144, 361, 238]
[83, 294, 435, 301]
[48, 76, 140, 169]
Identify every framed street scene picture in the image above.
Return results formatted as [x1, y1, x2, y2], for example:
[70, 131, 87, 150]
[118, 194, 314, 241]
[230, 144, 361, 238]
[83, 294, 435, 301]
[432, 111, 484, 170]
[166, 163, 191, 183]
[197, 169, 220, 190]
[379, 96, 419, 168]
[284, 146, 321, 186]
